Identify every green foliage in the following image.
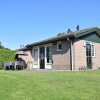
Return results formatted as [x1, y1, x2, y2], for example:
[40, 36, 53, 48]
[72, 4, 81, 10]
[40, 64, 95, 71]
[0, 62, 3, 70]
[0, 49, 16, 69]
[0, 42, 10, 50]
[57, 32, 65, 36]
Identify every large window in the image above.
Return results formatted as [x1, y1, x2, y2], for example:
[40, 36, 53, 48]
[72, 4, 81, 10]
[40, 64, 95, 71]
[33, 48, 38, 64]
[85, 42, 95, 69]
[46, 46, 52, 64]
[86, 42, 95, 57]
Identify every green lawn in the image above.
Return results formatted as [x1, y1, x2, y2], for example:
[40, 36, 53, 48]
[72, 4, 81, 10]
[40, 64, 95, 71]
[0, 70, 100, 100]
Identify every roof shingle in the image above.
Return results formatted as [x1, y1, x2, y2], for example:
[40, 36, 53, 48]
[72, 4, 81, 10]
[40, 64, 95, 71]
[26, 27, 100, 47]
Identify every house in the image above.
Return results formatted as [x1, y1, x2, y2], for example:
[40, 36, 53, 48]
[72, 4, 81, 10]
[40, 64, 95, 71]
[15, 26, 100, 70]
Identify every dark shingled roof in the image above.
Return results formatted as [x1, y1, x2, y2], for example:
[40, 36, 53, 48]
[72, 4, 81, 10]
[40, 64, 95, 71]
[16, 47, 30, 51]
[26, 27, 100, 47]
[68, 27, 100, 36]
[17, 27, 100, 51]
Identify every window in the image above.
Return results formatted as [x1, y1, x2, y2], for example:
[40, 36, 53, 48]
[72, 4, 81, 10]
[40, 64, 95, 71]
[40, 47, 45, 59]
[86, 42, 95, 57]
[46, 46, 52, 63]
[33, 48, 38, 64]
[57, 42, 62, 51]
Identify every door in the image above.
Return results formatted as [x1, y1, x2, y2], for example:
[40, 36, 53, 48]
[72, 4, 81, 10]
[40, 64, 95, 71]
[40, 47, 45, 69]
[86, 43, 92, 69]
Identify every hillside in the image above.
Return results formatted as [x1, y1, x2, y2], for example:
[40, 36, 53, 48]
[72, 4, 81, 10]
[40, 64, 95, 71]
[0, 49, 16, 69]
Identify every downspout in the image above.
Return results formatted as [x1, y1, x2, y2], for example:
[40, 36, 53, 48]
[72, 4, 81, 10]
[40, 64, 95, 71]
[67, 37, 74, 71]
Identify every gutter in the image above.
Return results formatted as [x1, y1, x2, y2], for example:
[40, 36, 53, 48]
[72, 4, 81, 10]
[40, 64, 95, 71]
[67, 37, 74, 71]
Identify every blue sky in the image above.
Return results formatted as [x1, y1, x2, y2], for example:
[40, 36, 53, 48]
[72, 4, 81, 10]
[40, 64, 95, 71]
[0, 0, 100, 50]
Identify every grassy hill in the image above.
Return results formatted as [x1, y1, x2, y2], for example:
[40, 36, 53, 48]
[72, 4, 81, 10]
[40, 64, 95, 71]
[0, 70, 100, 100]
[0, 49, 16, 69]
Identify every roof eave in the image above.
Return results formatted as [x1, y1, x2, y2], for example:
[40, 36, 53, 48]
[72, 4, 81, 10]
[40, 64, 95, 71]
[26, 35, 73, 47]
[74, 28, 100, 38]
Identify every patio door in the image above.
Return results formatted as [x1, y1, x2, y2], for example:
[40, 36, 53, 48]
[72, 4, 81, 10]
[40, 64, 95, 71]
[40, 47, 45, 69]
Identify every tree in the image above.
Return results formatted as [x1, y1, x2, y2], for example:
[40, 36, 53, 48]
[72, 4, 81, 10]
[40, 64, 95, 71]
[57, 32, 65, 36]
[0, 42, 10, 50]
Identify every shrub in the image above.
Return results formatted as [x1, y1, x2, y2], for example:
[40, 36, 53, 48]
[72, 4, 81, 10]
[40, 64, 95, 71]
[0, 49, 16, 70]
[0, 62, 3, 70]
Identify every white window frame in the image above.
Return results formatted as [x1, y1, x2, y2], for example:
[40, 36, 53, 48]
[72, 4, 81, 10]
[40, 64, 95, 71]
[84, 41, 95, 57]
[33, 48, 38, 64]
[56, 41, 62, 51]
[91, 44, 95, 57]
[46, 46, 52, 64]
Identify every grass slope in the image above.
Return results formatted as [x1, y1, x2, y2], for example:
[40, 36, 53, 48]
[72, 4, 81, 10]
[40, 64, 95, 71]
[0, 70, 100, 100]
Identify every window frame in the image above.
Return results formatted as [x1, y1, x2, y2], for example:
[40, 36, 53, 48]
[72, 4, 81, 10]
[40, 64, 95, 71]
[46, 46, 52, 64]
[91, 44, 95, 57]
[33, 48, 38, 64]
[56, 41, 62, 51]
[85, 41, 95, 57]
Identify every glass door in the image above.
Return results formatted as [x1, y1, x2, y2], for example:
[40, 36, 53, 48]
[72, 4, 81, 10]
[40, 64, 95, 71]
[39, 47, 45, 69]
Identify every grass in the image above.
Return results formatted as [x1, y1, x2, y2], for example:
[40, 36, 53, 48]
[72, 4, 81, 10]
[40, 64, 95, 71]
[0, 70, 100, 100]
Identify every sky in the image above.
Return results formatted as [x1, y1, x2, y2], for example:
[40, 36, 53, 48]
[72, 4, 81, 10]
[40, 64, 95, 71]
[0, 0, 100, 50]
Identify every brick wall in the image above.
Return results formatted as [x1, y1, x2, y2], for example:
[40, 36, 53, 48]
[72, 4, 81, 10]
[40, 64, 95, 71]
[92, 42, 100, 69]
[73, 39, 87, 70]
[74, 39, 100, 70]
[52, 40, 71, 70]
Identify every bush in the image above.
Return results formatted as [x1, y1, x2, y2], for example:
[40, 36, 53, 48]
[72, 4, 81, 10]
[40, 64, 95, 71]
[0, 49, 16, 70]
[0, 62, 4, 70]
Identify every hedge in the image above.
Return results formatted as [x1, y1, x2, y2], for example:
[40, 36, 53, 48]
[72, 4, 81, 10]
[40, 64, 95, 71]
[0, 49, 16, 69]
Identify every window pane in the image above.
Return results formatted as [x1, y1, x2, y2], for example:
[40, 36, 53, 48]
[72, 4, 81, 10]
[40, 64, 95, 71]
[40, 47, 45, 58]
[46, 46, 52, 63]
[47, 47, 49, 52]
[34, 49, 38, 63]
[86, 44, 91, 50]
[91, 45, 94, 56]
[86, 42, 95, 57]
[86, 51, 89, 56]
[47, 57, 52, 63]
[47, 58, 49, 63]
[88, 50, 91, 56]
[58, 44, 62, 50]
[47, 52, 51, 58]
